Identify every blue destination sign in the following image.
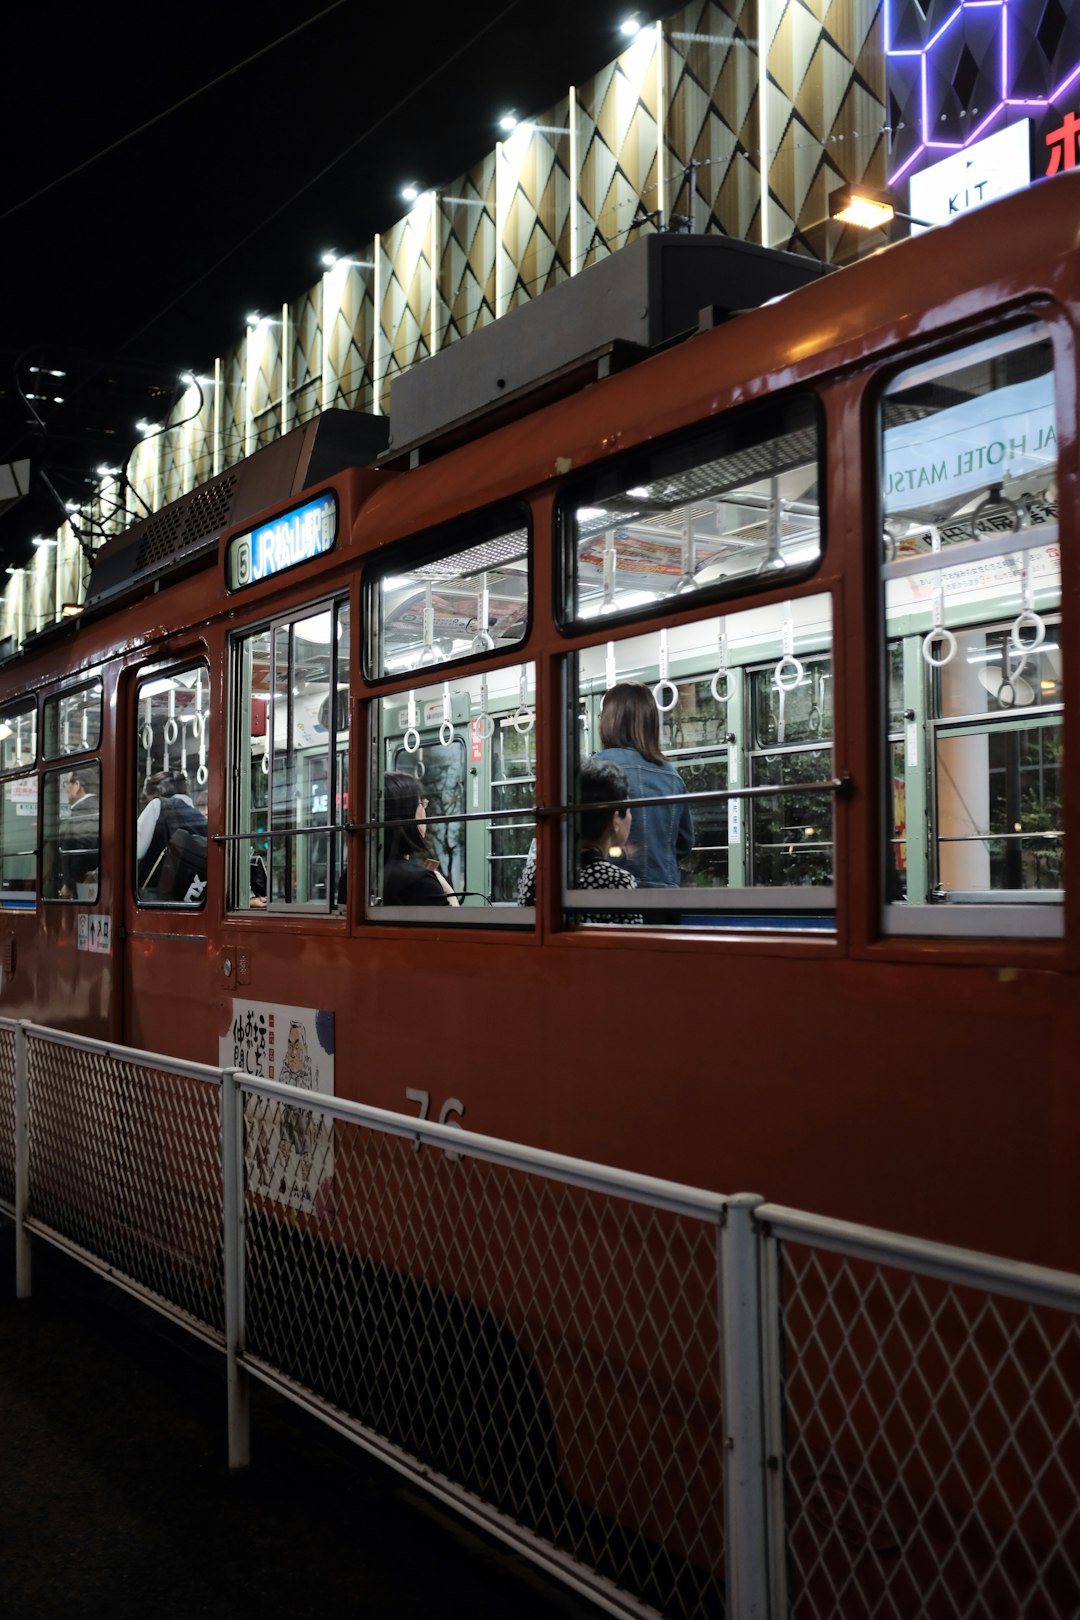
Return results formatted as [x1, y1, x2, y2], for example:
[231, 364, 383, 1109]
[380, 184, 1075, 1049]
[227, 491, 338, 589]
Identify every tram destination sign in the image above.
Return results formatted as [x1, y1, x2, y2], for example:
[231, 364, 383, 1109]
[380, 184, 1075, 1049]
[226, 490, 338, 590]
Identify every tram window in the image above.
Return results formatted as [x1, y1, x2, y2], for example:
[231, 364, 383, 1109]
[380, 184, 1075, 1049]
[43, 681, 102, 759]
[366, 661, 536, 921]
[0, 775, 38, 907]
[230, 599, 349, 913]
[134, 666, 210, 908]
[560, 396, 821, 628]
[365, 505, 530, 680]
[42, 761, 101, 902]
[0, 700, 36, 774]
[880, 321, 1062, 936]
[568, 594, 834, 928]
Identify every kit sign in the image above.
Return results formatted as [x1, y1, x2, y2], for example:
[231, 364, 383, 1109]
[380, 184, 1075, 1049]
[908, 123, 1030, 233]
[883, 374, 1055, 514]
[226, 490, 337, 590]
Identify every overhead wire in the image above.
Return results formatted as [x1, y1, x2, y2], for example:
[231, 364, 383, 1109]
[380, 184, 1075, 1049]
[116, 0, 526, 356]
[0, 0, 351, 225]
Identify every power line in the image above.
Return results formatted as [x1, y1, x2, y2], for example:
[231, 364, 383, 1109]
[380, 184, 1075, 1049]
[115, 0, 525, 355]
[0, 0, 351, 225]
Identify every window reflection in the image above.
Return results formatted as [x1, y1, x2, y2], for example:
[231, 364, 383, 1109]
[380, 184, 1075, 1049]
[564, 398, 821, 625]
[571, 593, 834, 926]
[369, 662, 536, 917]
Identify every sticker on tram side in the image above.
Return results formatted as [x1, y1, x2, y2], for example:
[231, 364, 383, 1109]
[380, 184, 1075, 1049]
[77, 913, 112, 954]
[220, 1000, 335, 1217]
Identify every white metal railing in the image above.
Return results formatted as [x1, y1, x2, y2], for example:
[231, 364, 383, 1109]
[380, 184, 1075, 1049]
[2, 1017, 1078, 1620]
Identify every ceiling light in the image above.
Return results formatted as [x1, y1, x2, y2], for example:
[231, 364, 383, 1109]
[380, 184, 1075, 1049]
[499, 113, 518, 131]
[620, 15, 641, 35]
[401, 184, 420, 202]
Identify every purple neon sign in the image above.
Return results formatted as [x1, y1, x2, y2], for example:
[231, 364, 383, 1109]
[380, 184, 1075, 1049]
[884, 0, 1080, 183]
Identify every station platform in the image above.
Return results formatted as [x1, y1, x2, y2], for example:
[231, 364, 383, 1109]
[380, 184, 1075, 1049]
[0, 1221, 606, 1620]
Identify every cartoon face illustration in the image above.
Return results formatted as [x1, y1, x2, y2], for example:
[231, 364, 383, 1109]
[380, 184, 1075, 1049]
[284, 1021, 307, 1075]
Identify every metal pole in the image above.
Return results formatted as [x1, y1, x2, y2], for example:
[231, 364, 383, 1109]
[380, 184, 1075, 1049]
[222, 1067, 250, 1468]
[719, 1192, 769, 1615]
[14, 1021, 30, 1298]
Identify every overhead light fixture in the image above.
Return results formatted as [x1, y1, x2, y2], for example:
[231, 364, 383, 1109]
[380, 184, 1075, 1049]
[620, 14, 641, 36]
[31, 536, 56, 548]
[829, 183, 896, 228]
[135, 419, 159, 435]
[64, 501, 81, 514]
[401, 183, 420, 202]
[499, 112, 518, 131]
[829, 183, 932, 231]
[321, 250, 374, 269]
[29, 367, 66, 378]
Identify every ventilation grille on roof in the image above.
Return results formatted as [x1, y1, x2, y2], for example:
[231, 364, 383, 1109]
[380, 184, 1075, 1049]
[132, 474, 238, 574]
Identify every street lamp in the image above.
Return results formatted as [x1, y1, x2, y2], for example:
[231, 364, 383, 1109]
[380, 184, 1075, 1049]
[829, 183, 931, 230]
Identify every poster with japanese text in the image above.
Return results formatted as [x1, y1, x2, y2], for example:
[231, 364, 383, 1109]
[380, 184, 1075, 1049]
[221, 1000, 335, 1216]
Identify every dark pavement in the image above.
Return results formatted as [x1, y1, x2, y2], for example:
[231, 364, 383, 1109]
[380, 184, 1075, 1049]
[0, 1220, 607, 1620]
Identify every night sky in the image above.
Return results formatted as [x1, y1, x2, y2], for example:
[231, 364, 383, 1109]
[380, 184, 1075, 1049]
[0, 1, 651, 565]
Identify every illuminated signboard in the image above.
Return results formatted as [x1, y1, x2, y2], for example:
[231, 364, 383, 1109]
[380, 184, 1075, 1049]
[908, 122, 1031, 230]
[226, 491, 337, 590]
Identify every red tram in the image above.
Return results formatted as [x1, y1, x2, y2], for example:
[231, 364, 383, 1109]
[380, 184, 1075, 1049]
[1, 172, 1076, 1279]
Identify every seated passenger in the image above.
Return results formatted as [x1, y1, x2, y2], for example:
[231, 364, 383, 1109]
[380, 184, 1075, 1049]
[518, 759, 643, 924]
[382, 772, 459, 906]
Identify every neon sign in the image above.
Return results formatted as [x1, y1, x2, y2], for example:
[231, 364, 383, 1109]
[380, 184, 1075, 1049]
[884, 0, 1080, 184]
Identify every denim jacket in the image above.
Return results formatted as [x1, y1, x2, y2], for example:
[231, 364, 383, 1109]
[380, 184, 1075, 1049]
[591, 747, 694, 887]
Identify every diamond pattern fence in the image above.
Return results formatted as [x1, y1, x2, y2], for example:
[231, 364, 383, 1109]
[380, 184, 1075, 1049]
[0, 1020, 14, 1211]
[240, 1080, 729, 1620]
[763, 1211, 1080, 1620]
[23, 1025, 225, 1338]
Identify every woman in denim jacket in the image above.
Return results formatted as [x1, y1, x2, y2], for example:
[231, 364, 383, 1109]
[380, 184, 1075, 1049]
[593, 682, 694, 888]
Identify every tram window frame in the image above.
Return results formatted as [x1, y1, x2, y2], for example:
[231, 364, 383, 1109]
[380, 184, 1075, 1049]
[0, 699, 37, 775]
[564, 593, 837, 931]
[362, 500, 533, 684]
[555, 393, 825, 634]
[42, 759, 101, 903]
[42, 680, 103, 760]
[228, 595, 350, 915]
[877, 316, 1064, 940]
[364, 659, 538, 924]
[134, 664, 211, 910]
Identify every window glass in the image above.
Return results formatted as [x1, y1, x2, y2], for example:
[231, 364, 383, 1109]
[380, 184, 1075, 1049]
[43, 681, 102, 758]
[567, 593, 834, 927]
[881, 322, 1061, 933]
[0, 775, 37, 907]
[367, 511, 529, 679]
[43, 762, 101, 901]
[562, 397, 821, 626]
[232, 600, 349, 912]
[368, 661, 536, 919]
[135, 666, 210, 907]
[0, 701, 36, 774]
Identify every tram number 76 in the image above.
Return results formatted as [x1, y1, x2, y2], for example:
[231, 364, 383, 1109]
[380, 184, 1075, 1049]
[405, 1088, 465, 1159]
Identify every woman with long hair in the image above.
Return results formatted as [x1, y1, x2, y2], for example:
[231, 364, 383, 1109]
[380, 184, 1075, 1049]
[517, 759, 643, 923]
[593, 681, 694, 888]
[382, 771, 459, 905]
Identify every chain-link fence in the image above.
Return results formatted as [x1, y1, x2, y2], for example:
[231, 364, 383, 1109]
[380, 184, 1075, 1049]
[761, 1207, 1080, 1620]
[3, 1018, 1080, 1620]
[0, 1021, 14, 1212]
